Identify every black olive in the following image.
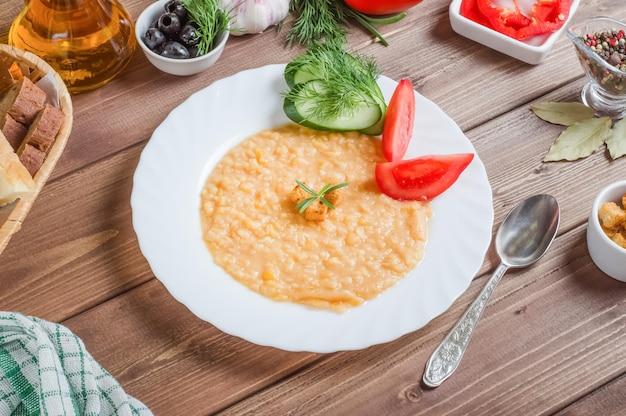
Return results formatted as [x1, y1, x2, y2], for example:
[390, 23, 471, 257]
[178, 23, 200, 47]
[157, 12, 181, 37]
[164, 0, 188, 23]
[143, 28, 166, 52]
[160, 41, 190, 59]
[187, 45, 202, 58]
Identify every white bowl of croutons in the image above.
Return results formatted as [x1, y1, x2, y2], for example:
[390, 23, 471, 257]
[587, 180, 626, 282]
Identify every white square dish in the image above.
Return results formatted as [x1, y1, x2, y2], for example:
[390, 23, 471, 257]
[449, 0, 580, 65]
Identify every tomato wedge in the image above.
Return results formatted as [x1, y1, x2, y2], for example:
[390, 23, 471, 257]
[382, 79, 415, 162]
[375, 153, 474, 201]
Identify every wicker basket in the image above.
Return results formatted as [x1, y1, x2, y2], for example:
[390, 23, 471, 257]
[0, 43, 73, 255]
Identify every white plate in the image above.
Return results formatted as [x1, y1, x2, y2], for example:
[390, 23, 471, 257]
[131, 64, 493, 353]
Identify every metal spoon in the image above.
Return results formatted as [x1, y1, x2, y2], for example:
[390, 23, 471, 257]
[422, 194, 560, 388]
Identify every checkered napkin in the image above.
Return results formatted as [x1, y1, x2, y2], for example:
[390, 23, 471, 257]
[0, 312, 153, 416]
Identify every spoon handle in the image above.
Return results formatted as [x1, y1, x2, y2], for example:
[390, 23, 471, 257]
[422, 262, 509, 387]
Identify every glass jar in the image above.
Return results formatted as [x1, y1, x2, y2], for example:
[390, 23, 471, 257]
[9, 0, 136, 94]
[567, 16, 626, 120]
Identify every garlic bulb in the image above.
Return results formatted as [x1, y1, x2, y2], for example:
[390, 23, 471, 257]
[220, 0, 290, 36]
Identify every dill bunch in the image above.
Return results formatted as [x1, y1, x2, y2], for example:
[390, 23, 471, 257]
[287, 0, 407, 47]
[283, 43, 385, 123]
[287, 0, 347, 47]
[181, 0, 230, 55]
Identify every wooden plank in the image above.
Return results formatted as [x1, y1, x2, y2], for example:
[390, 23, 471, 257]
[1, 91, 618, 414]
[216, 224, 626, 415]
[39, 0, 623, 182]
[2, 1, 626, 415]
[1, 52, 624, 334]
[61, 279, 321, 415]
[0, 142, 151, 322]
[555, 374, 626, 416]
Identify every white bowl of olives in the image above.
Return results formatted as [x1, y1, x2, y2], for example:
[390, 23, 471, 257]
[135, 0, 229, 76]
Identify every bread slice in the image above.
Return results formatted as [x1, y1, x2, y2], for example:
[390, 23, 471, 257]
[0, 112, 27, 150]
[18, 143, 45, 177]
[0, 130, 35, 206]
[21, 103, 64, 153]
[0, 76, 46, 125]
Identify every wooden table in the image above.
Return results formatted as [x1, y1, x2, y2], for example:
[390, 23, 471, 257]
[2, 0, 626, 414]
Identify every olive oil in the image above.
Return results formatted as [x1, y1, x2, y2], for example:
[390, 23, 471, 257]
[9, 0, 136, 94]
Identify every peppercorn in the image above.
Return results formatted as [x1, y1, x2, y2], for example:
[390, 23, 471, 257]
[577, 29, 626, 95]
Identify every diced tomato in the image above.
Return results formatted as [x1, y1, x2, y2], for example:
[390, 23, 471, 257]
[343, 0, 424, 16]
[382, 79, 415, 162]
[375, 153, 474, 201]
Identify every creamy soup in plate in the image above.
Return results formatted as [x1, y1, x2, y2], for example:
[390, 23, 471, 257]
[200, 124, 431, 312]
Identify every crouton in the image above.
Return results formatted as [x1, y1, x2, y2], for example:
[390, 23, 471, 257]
[302, 199, 329, 222]
[598, 201, 625, 229]
[598, 194, 626, 250]
[290, 183, 328, 221]
[290, 182, 347, 222]
[290, 184, 310, 205]
[325, 188, 343, 206]
[612, 231, 626, 249]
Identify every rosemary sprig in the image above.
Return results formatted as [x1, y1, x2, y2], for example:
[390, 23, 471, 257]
[181, 0, 230, 55]
[295, 180, 349, 213]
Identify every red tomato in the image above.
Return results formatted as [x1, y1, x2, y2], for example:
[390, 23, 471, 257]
[344, 0, 425, 16]
[375, 153, 474, 201]
[382, 79, 415, 162]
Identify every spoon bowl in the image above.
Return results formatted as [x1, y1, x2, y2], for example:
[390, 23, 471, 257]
[423, 194, 560, 387]
[497, 194, 561, 268]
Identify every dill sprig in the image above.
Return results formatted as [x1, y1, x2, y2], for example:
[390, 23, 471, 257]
[287, 0, 407, 47]
[295, 181, 349, 213]
[283, 43, 385, 124]
[181, 0, 230, 55]
[287, 0, 347, 47]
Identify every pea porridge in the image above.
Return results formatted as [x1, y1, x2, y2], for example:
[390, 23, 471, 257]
[200, 124, 431, 312]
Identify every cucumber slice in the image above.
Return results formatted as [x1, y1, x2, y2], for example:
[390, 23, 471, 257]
[286, 55, 372, 88]
[284, 80, 384, 132]
[284, 63, 323, 89]
[358, 102, 387, 135]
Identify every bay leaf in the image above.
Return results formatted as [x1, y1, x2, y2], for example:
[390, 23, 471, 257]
[544, 117, 612, 162]
[531, 101, 595, 126]
[606, 117, 626, 159]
